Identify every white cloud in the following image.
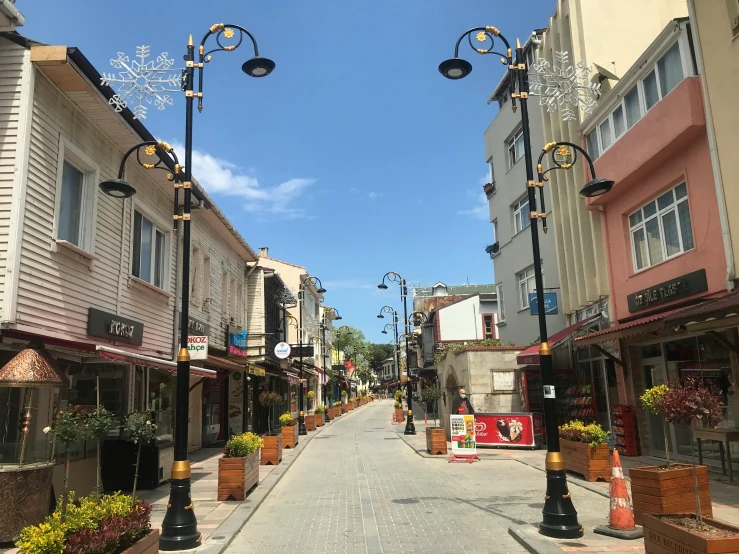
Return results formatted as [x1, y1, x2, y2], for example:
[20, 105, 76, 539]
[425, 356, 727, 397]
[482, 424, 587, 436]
[458, 191, 489, 221]
[368, 192, 383, 199]
[172, 142, 316, 219]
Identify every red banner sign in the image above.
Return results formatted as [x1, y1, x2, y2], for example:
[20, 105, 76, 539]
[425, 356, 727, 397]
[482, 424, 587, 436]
[474, 413, 541, 447]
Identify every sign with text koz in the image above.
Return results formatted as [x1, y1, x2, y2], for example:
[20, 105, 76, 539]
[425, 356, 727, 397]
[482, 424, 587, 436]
[450, 414, 477, 455]
[178, 335, 208, 360]
[474, 413, 540, 447]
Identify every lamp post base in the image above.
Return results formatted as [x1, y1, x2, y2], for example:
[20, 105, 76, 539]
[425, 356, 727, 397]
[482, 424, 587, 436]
[539, 469, 583, 539]
[404, 410, 416, 435]
[159, 477, 201, 551]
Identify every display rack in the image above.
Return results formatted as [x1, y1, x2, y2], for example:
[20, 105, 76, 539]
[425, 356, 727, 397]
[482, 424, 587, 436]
[564, 384, 597, 423]
[612, 404, 639, 456]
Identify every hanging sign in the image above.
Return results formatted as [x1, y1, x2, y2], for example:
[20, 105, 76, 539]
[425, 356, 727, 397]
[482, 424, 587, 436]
[450, 414, 477, 455]
[529, 292, 559, 315]
[227, 326, 247, 358]
[274, 342, 291, 359]
[178, 335, 208, 360]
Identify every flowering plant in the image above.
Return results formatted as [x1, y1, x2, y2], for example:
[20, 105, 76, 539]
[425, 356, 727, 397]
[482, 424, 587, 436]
[314, 405, 325, 414]
[558, 420, 608, 448]
[279, 412, 295, 427]
[224, 432, 263, 458]
[640, 384, 672, 467]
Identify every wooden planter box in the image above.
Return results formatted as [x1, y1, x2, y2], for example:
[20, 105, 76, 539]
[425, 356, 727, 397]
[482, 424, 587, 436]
[217, 450, 259, 501]
[261, 434, 282, 465]
[643, 513, 739, 554]
[122, 529, 159, 554]
[395, 408, 405, 423]
[560, 438, 611, 482]
[426, 427, 447, 455]
[282, 424, 299, 448]
[630, 465, 712, 525]
[315, 413, 324, 427]
[324, 408, 332, 421]
[305, 414, 316, 431]
[342, 403, 349, 413]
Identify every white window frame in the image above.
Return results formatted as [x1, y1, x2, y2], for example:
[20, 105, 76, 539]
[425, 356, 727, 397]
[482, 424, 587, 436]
[585, 38, 691, 160]
[517, 266, 537, 310]
[52, 136, 100, 257]
[628, 182, 694, 272]
[191, 245, 201, 304]
[129, 202, 171, 292]
[496, 283, 506, 324]
[507, 128, 525, 169]
[513, 195, 530, 234]
[488, 158, 496, 185]
[203, 255, 212, 310]
[222, 272, 229, 319]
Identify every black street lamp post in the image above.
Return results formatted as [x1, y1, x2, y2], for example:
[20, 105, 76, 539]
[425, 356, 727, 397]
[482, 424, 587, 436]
[378, 273, 415, 435]
[100, 23, 274, 551]
[321, 308, 341, 415]
[438, 26, 613, 540]
[378, 306, 400, 390]
[298, 277, 326, 435]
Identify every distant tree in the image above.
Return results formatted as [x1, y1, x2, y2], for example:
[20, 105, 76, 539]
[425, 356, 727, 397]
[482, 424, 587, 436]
[367, 343, 395, 372]
[334, 326, 369, 362]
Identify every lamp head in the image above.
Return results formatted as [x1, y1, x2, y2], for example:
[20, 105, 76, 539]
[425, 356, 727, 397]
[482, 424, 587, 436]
[99, 179, 136, 199]
[377, 314, 384, 319]
[580, 177, 615, 198]
[382, 330, 387, 335]
[242, 56, 275, 78]
[335, 315, 342, 320]
[377, 283, 388, 290]
[316, 286, 327, 294]
[439, 58, 472, 80]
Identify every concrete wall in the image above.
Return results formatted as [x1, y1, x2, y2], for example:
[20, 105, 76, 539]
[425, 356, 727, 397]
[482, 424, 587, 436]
[437, 296, 497, 341]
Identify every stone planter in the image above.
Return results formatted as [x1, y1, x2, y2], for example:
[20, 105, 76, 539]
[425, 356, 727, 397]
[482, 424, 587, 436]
[560, 438, 611, 482]
[305, 414, 316, 431]
[122, 529, 160, 554]
[315, 413, 324, 427]
[0, 463, 54, 542]
[643, 513, 739, 554]
[630, 465, 712, 525]
[395, 408, 405, 423]
[261, 434, 282, 465]
[217, 450, 259, 501]
[426, 427, 447, 455]
[282, 424, 299, 448]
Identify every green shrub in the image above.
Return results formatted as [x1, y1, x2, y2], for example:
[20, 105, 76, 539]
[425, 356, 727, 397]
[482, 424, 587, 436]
[307, 391, 315, 399]
[340, 391, 348, 398]
[332, 401, 342, 407]
[394, 390, 402, 403]
[558, 420, 608, 448]
[394, 401, 401, 409]
[314, 405, 325, 414]
[224, 432, 263, 457]
[640, 384, 669, 415]
[279, 412, 295, 427]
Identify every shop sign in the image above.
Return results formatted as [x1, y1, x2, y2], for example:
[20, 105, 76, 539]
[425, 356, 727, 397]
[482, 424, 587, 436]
[186, 315, 210, 336]
[227, 325, 247, 358]
[228, 371, 245, 435]
[528, 292, 559, 315]
[178, 335, 208, 360]
[290, 345, 314, 358]
[450, 414, 476, 455]
[473, 413, 541, 448]
[627, 269, 707, 312]
[87, 308, 144, 346]
[249, 366, 266, 377]
[274, 342, 291, 359]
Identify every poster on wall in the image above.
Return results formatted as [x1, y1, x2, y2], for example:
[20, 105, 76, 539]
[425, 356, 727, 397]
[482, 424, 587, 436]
[473, 413, 542, 448]
[228, 371, 245, 436]
[450, 414, 477, 455]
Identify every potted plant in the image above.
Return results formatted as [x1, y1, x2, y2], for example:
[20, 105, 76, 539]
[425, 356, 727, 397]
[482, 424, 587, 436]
[86, 407, 118, 500]
[125, 412, 158, 503]
[314, 405, 325, 427]
[422, 386, 446, 455]
[305, 410, 316, 432]
[641, 379, 735, 553]
[17, 492, 157, 554]
[332, 401, 342, 418]
[341, 391, 349, 413]
[631, 384, 713, 525]
[558, 420, 611, 482]
[218, 432, 263, 501]
[55, 410, 87, 519]
[280, 412, 299, 449]
[307, 390, 315, 410]
[259, 391, 283, 465]
[394, 400, 404, 423]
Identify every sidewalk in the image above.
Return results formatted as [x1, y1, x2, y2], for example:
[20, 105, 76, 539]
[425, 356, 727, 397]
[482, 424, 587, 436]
[403, 402, 739, 553]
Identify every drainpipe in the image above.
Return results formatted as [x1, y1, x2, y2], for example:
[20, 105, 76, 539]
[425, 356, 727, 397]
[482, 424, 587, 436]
[687, 0, 736, 291]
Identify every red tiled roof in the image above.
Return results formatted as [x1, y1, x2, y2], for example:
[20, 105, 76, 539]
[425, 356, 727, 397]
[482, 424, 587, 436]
[517, 314, 600, 365]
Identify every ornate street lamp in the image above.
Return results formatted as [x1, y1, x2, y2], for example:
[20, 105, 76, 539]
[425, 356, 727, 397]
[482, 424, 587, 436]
[321, 307, 341, 414]
[438, 25, 611, 540]
[297, 276, 326, 435]
[378, 273, 415, 435]
[100, 23, 274, 551]
[378, 306, 401, 389]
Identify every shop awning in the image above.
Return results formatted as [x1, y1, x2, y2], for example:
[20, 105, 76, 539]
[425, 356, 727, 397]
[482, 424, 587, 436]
[517, 314, 600, 365]
[96, 346, 216, 379]
[574, 309, 684, 347]
[664, 291, 739, 329]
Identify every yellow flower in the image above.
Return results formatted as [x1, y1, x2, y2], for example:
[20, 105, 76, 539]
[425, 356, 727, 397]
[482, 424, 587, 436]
[144, 144, 156, 156]
[223, 28, 235, 39]
[476, 31, 487, 43]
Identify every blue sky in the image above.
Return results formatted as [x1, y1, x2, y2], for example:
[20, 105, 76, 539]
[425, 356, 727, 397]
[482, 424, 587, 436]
[22, 0, 552, 343]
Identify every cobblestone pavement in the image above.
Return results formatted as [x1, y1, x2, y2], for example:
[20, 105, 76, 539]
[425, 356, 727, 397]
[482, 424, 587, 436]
[225, 399, 621, 554]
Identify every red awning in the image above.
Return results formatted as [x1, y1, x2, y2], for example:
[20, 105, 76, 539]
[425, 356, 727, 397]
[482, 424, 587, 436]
[574, 308, 686, 347]
[96, 346, 216, 379]
[517, 314, 600, 365]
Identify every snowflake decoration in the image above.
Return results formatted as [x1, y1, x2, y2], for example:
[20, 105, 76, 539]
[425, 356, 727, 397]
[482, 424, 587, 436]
[101, 46, 184, 120]
[529, 51, 601, 122]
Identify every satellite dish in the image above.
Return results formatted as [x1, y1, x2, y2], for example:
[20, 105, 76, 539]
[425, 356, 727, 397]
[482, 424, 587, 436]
[594, 63, 620, 82]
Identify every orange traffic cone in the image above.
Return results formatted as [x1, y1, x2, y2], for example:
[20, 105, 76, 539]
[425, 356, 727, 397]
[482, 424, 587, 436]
[594, 449, 643, 539]
[424, 413, 428, 425]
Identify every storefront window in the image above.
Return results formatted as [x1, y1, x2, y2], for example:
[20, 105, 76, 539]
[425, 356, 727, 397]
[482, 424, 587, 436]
[149, 369, 175, 442]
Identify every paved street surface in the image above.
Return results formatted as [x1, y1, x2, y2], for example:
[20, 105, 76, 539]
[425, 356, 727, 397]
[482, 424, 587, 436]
[226, 399, 616, 554]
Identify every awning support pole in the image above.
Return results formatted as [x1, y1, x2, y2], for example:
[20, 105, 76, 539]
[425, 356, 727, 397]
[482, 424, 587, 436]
[590, 344, 625, 368]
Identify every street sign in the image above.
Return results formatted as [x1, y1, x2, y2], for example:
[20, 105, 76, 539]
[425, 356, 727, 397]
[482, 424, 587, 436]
[178, 335, 208, 360]
[290, 345, 314, 358]
[274, 342, 291, 359]
[529, 292, 559, 315]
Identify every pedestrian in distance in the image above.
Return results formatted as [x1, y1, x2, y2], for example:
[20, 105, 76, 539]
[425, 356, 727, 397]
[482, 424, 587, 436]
[451, 388, 474, 415]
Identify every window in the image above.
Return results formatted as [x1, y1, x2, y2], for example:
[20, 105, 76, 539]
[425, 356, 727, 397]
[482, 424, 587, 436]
[518, 267, 537, 310]
[526, 46, 536, 68]
[54, 138, 99, 254]
[629, 182, 694, 271]
[585, 40, 686, 159]
[132, 210, 167, 289]
[513, 196, 530, 234]
[237, 283, 243, 325]
[507, 129, 525, 168]
[492, 219, 498, 243]
[230, 277, 236, 320]
[191, 245, 201, 303]
[483, 314, 495, 340]
[497, 283, 505, 323]
[728, 0, 739, 33]
[488, 159, 496, 184]
[203, 256, 211, 307]
[222, 272, 229, 318]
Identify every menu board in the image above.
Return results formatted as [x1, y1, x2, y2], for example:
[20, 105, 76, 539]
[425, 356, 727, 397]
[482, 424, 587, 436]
[450, 414, 477, 455]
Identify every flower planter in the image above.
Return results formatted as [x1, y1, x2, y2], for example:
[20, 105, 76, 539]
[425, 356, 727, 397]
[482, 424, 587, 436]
[395, 408, 405, 423]
[122, 528, 160, 554]
[217, 450, 259, 501]
[305, 414, 316, 432]
[426, 427, 447, 455]
[560, 438, 611, 482]
[282, 424, 299, 449]
[642, 513, 739, 554]
[315, 413, 324, 427]
[342, 404, 349, 414]
[630, 465, 712, 525]
[0, 463, 54, 542]
[261, 434, 282, 465]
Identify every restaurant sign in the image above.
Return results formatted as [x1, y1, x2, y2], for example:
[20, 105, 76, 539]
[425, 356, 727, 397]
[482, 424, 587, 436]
[87, 308, 143, 346]
[227, 325, 247, 358]
[627, 269, 707, 312]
